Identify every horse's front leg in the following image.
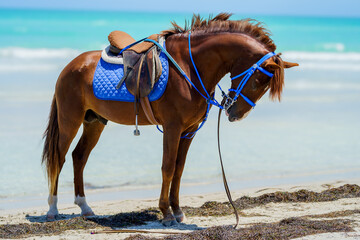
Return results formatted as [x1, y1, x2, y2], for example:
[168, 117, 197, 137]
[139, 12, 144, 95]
[169, 126, 196, 223]
[159, 126, 182, 226]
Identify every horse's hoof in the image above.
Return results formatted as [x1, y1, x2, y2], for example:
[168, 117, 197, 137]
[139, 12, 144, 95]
[46, 214, 59, 221]
[82, 211, 95, 218]
[174, 212, 186, 223]
[162, 219, 178, 227]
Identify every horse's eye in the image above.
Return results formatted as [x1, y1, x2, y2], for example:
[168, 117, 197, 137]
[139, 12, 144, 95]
[252, 79, 260, 90]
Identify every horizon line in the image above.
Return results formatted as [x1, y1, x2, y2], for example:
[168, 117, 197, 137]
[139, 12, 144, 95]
[1, 7, 360, 19]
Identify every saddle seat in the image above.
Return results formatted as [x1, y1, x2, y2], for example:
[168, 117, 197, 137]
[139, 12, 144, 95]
[108, 31, 159, 54]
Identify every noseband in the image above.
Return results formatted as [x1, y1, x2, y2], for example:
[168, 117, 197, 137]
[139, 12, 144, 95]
[222, 51, 276, 111]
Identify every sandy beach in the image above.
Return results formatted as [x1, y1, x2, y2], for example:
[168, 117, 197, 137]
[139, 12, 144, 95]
[1, 180, 359, 239]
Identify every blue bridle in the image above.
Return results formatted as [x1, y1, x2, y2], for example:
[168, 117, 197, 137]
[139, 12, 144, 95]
[123, 33, 276, 138]
[223, 51, 276, 110]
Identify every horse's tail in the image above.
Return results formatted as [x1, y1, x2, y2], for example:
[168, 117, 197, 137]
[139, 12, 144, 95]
[42, 96, 60, 194]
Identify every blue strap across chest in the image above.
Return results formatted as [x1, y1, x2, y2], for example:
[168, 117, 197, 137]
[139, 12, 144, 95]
[92, 45, 169, 102]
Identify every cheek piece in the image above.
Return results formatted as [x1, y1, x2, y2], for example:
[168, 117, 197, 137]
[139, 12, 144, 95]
[222, 52, 275, 111]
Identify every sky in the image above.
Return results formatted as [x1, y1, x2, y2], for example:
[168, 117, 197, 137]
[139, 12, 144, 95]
[0, 0, 360, 17]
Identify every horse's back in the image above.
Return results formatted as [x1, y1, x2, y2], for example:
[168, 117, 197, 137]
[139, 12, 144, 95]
[56, 50, 100, 95]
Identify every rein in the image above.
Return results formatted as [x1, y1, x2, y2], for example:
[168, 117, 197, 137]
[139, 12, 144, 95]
[217, 107, 239, 229]
[118, 35, 277, 228]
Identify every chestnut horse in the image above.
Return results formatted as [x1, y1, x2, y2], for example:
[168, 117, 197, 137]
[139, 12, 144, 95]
[42, 13, 298, 225]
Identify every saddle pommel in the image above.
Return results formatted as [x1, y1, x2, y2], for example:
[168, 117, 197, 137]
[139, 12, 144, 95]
[108, 31, 135, 51]
[108, 31, 159, 54]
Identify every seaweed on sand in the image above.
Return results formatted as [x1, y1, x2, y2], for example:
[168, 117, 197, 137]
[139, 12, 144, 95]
[0, 210, 160, 239]
[182, 184, 360, 217]
[1, 184, 359, 239]
[125, 217, 354, 240]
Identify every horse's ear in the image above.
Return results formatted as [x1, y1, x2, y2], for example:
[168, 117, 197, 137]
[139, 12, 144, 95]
[263, 58, 280, 70]
[283, 61, 299, 68]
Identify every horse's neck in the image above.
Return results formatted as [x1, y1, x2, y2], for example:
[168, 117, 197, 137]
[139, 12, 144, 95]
[186, 34, 267, 94]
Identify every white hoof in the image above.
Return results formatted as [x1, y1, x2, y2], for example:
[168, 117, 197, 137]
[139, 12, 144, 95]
[47, 195, 59, 221]
[74, 196, 94, 216]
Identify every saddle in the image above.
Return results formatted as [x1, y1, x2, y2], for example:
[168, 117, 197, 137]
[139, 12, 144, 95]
[107, 31, 162, 134]
[109, 31, 162, 97]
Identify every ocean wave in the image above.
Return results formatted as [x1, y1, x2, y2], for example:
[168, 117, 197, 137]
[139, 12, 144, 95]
[0, 47, 80, 59]
[293, 63, 360, 71]
[2, 48, 359, 61]
[322, 43, 345, 52]
[282, 51, 360, 61]
[0, 63, 59, 72]
[282, 51, 360, 71]
[1, 48, 360, 72]
[286, 80, 360, 90]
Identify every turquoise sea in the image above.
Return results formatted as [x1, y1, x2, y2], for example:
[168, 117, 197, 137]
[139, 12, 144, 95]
[0, 9, 359, 209]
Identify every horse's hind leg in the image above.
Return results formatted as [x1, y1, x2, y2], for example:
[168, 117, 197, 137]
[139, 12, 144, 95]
[44, 98, 85, 220]
[72, 120, 105, 216]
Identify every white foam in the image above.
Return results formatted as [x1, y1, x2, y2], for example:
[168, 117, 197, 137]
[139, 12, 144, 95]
[282, 51, 360, 71]
[0, 47, 80, 59]
[0, 63, 58, 72]
[286, 80, 360, 90]
[296, 63, 360, 71]
[282, 51, 360, 61]
[323, 43, 345, 52]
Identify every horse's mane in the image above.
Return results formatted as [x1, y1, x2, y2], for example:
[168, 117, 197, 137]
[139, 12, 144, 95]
[162, 13, 283, 100]
[161, 13, 276, 52]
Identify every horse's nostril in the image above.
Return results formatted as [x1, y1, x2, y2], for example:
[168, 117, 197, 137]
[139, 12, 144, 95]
[229, 116, 238, 122]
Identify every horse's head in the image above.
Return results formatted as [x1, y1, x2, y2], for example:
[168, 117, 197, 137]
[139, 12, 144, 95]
[226, 54, 298, 122]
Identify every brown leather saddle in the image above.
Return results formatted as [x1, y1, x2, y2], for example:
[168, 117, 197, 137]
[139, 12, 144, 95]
[108, 31, 162, 135]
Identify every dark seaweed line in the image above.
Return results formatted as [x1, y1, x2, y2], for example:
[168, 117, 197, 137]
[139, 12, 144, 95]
[1, 184, 359, 239]
[182, 184, 360, 217]
[125, 217, 355, 240]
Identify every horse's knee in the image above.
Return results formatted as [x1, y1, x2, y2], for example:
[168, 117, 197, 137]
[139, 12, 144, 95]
[161, 160, 176, 180]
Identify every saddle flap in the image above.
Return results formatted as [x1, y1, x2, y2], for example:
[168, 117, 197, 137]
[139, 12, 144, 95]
[125, 46, 162, 98]
[122, 50, 141, 71]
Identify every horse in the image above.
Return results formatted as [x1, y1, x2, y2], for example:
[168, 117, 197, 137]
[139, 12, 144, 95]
[42, 13, 298, 225]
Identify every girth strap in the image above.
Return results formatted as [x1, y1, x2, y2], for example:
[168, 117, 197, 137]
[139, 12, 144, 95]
[140, 97, 160, 125]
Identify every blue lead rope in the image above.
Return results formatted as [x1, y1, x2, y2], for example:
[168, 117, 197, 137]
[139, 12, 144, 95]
[121, 35, 275, 139]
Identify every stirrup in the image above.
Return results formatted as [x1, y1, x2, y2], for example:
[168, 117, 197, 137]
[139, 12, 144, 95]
[134, 114, 140, 136]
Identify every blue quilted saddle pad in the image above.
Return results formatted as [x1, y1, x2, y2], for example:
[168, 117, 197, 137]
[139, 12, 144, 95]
[92, 45, 169, 102]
